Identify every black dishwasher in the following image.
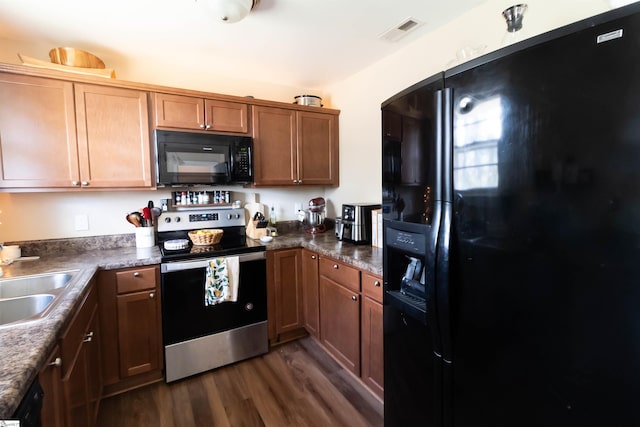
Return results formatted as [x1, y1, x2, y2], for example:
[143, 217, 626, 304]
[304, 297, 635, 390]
[11, 379, 43, 427]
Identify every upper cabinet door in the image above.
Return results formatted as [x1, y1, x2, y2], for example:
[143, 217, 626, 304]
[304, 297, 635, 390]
[252, 105, 340, 186]
[153, 93, 205, 130]
[153, 93, 249, 134]
[297, 110, 338, 186]
[252, 105, 297, 185]
[204, 99, 249, 134]
[0, 73, 80, 188]
[75, 84, 153, 188]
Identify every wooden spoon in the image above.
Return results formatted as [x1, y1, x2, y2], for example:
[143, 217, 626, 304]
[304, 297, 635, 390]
[126, 212, 141, 227]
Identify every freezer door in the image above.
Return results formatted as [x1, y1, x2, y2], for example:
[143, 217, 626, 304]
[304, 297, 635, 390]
[447, 7, 640, 427]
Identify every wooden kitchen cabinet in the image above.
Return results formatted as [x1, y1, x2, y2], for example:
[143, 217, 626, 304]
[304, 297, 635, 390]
[98, 266, 163, 397]
[319, 256, 361, 375]
[40, 346, 64, 427]
[153, 92, 249, 134]
[0, 73, 79, 188]
[74, 84, 153, 189]
[361, 272, 384, 399]
[0, 73, 153, 190]
[301, 249, 320, 338]
[60, 278, 102, 427]
[267, 248, 306, 344]
[252, 105, 338, 186]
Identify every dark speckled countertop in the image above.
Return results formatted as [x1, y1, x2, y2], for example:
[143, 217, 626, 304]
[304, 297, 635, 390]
[0, 229, 381, 418]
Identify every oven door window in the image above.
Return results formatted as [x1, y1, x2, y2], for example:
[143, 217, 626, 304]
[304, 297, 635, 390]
[161, 258, 267, 345]
[158, 142, 231, 185]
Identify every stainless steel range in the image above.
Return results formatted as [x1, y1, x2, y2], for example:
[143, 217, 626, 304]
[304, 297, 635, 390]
[157, 206, 267, 382]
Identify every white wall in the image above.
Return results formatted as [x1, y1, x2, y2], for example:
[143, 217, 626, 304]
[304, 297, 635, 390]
[324, 0, 610, 210]
[0, 0, 615, 241]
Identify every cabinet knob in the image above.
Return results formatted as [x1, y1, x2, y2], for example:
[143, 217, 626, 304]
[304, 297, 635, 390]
[81, 181, 89, 186]
[49, 357, 62, 367]
[333, 264, 339, 269]
[311, 255, 316, 260]
[374, 281, 381, 287]
[205, 124, 211, 130]
[351, 295, 358, 301]
[71, 181, 80, 186]
[133, 272, 140, 277]
[293, 179, 299, 184]
[199, 124, 206, 129]
[149, 292, 155, 299]
[298, 180, 302, 184]
[83, 331, 94, 343]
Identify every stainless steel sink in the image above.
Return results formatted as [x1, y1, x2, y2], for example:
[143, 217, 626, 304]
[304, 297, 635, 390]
[0, 294, 55, 326]
[0, 271, 76, 299]
[0, 270, 78, 327]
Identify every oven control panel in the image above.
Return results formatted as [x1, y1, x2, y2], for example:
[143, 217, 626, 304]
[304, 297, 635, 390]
[157, 207, 245, 232]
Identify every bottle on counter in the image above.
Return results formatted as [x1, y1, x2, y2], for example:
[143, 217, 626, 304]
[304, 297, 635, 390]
[270, 206, 277, 226]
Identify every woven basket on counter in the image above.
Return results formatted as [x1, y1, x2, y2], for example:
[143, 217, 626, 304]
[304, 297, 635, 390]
[188, 229, 223, 246]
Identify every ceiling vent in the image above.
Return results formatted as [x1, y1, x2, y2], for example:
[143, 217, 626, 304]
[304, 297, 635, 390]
[378, 17, 424, 42]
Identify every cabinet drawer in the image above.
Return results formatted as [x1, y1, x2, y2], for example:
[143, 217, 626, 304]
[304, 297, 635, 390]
[319, 257, 360, 293]
[362, 272, 383, 304]
[116, 266, 158, 294]
[60, 281, 97, 377]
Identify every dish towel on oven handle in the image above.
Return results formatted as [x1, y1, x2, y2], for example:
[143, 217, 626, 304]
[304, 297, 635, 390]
[204, 256, 239, 306]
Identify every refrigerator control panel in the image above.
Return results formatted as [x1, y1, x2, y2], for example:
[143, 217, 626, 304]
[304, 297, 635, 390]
[386, 228, 426, 253]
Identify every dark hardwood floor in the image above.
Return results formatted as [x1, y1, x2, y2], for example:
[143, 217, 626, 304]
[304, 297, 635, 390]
[97, 337, 383, 426]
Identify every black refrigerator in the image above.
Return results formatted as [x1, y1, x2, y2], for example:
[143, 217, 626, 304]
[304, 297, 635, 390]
[382, 3, 640, 426]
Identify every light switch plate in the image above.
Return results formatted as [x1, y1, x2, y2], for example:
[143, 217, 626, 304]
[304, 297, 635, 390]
[74, 214, 89, 231]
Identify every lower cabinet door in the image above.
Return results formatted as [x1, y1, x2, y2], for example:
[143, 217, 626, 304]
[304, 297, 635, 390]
[271, 249, 304, 337]
[117, 289, 161, 377]
[319, 276, 360, 374]
[361, 296, 384, 399]
[40, 346, 64, 427]
[63, 343, 90, 426]
[301, 250, 320, 338]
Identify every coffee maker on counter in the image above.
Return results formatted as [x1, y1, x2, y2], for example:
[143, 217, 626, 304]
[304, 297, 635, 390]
[298, 197, 327, 234]
[336, 203, 381, 244]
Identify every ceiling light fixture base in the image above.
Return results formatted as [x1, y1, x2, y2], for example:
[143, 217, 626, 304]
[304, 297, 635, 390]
[207, 0, 259, 23]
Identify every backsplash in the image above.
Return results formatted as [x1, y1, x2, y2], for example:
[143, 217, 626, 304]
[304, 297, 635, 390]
[8, 234, 137, 257]
[7, 220, 327, 257]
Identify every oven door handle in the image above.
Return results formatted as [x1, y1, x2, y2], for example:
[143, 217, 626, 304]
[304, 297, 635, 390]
[161, 251, 266, 273]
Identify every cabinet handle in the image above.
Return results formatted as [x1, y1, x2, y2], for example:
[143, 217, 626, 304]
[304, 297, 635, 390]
[311, 255, 316, 260]
[298, 180, 302, 184]
[205, 124, 211, 130]
[81, 181, 89, 186]
[374, 281, 381, 287]
[199, 124, 206, 129]
[293, 179, 298, 184]
[333, 264, 339, 269]
[83, 331, 94, 343]
[149, 292, 155, 299]
[133, 272, 140, 277]
[71, 181, 80, 186]
[351, 295, 358, 301]
[49, 357, 62, 367]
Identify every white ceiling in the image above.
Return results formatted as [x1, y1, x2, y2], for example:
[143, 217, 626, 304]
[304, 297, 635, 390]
[0, 0, 486, 89]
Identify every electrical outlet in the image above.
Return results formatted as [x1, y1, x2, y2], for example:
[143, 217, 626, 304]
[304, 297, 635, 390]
[294, 202, 302, 214]
[74, 214, 89, 231]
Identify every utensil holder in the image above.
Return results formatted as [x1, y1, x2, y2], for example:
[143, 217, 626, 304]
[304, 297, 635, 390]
[135, 227, 155, 248]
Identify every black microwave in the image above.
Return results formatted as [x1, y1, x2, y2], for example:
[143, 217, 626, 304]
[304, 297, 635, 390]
[155, 130, 253, 186]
